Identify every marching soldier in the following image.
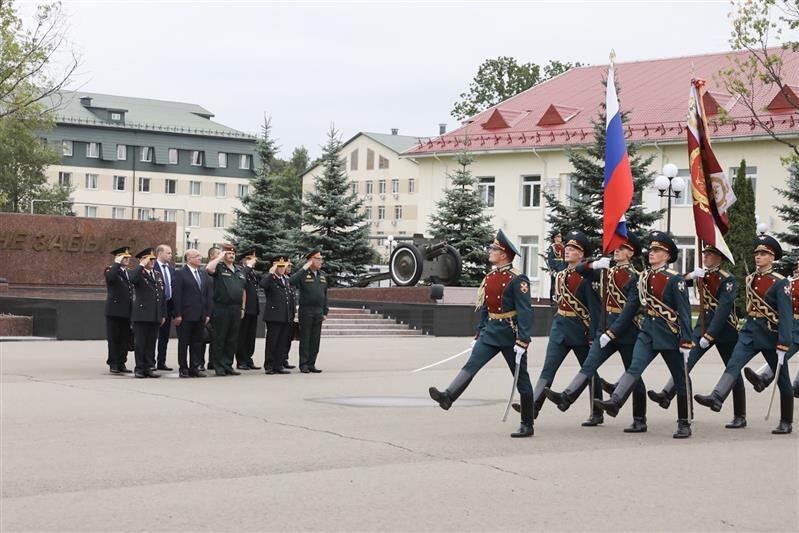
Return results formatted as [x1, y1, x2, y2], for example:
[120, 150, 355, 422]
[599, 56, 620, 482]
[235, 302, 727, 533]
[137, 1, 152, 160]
[104, 246, 134, 374]
[289, 249, 329, 373]
[648, 244, 746, 428]
[695, 235, 794, 434]
[129, 248, 167, 378]
[543, 233, 648, 432]
[546, 231, 567, 305]
[261, 255, 293, 374]
[429, 229, 535, 438]
[594, 232, 695, 438]
[235, 249, 262, 370]
[531, 230, 603, 424]
[206, 244, 247, 376]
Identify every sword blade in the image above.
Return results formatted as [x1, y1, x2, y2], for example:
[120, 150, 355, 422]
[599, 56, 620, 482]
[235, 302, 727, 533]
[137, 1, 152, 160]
[411, 348, 471, 373]
[502, 358, 522, 422]
[765, 360, 782, 420]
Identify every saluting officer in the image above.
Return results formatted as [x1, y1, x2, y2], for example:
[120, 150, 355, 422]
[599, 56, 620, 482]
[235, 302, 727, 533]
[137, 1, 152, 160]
[129, 248, 167, 378]
[261, 255, 293, 374]
[235, 249, 262, 371]
[282, 261, 298, 370]
[206, 244, 247, 376]
[648, 244, 746, 429]
[289, 249, 328, 374]
[594, 232, 695, 439]
[429, 229, 535, 438]
[695, 235, 794, 434]
[104, 246, 134, 374]
[544, 232, 648, 432]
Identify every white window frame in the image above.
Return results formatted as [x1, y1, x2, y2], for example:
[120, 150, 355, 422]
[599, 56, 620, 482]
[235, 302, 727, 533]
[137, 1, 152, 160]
[365, 181, 374, 194]
[138, 176, 151, 193]
[239, 154, 250, 170]
[189, 181, 201, 196]
[187, 211, 201, 227]
[191, 150, 203, 166]
[86, 142, 99, 158]
[85, 173, 98, 190]
[378, 205, 386, 220]
[213, 213, 226, 228]
[408, 178, 415, 193]
[378, 179, 386, 194]
[163, 209, 177, 222]
[164, 178, 177, 195]
[84, 205, 98, 218]
[394, 205, 403, 220]
[728, 165, 758, 194]
[110, 112, 122, 121]
[391, 178, 399, 194]
[113, 175, 126, 192]
[215, 182, 227, 198]
[478, 176, 496, 208]
[237, 183, 249, 199]
[364, 206, 373, 220]
[673, 169, 693, 207]
[520, 175, 542, 209]
[519, 235, 540, 281]
[62, 140, 73, 156]
[218, 152, 227, 168]
[111, 207, 126, 219]
[137, 208, 152, 221]
[351, 182, 358, 195]
[168, 148, 178, 165]
[116, 144, 126, 160]
[58, 171, 72, 187]
[140, 146, 152, 163]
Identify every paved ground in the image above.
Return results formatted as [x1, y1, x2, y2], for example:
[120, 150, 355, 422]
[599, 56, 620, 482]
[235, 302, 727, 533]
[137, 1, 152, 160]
[1, 337, 797, 532]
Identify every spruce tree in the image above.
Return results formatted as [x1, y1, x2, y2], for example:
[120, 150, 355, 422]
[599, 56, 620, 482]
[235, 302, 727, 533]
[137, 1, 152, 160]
[726, 159, 757, 315]
[543, 81, 663, 253]
[300, 127, 373, 287]
[774, 157, 799, 272]
[227, 116, 284, 261]
[271, 146, 309, 257]
[428, 150, 494, 286]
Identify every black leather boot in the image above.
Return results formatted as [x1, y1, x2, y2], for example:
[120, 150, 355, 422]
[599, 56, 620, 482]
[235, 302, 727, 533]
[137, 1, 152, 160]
[726, 378, 747, 428]
[594, 372, 636, 418]
[744, 363, 772, 393]
[794, 372, 799, 399]
[532, 378, 548, 419]
[544, 373, 590, 412]
[772, 391, 794, 435]
[624, 416, 648, 433]
[599, 377, 617, 395]
[647, 378, 675, 409]
[511, 393, 535, 438]
[429, 370, 472, 411]
[582, 375, 604, 426]
[673, 394, 692, 439]
[694, 372, 737, 412]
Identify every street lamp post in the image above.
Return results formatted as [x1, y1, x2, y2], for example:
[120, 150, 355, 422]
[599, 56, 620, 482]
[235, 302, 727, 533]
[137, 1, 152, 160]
[654, 163, 687, 234]
[386, 235, 395, 287]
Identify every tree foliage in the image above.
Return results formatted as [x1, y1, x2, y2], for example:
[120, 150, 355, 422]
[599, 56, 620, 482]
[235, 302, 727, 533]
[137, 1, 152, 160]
[726, 159, 758, 314]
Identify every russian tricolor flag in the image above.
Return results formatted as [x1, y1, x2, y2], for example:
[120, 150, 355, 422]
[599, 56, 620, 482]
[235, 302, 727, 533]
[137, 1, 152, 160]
[602, 54, 634, 255]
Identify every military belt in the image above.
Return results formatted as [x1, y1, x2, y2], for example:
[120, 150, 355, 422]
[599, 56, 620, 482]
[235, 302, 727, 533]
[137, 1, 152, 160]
[795, 313, 799, 320]
[606, 305, 622, 313]
[488, 310, 517, 320]
[557, 310, 578, 317]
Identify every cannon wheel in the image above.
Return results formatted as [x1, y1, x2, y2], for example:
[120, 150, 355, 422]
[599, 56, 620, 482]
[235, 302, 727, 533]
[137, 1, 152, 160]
[438, 244, 462, 285]
[390, 244, 424, 286]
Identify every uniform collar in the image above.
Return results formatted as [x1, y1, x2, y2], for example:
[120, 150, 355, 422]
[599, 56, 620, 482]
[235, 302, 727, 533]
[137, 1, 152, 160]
[756, 267, 773, 276]
[705, 265, 720, 273]
[496, 263, 513, 272]
[650, 264, 668, 273]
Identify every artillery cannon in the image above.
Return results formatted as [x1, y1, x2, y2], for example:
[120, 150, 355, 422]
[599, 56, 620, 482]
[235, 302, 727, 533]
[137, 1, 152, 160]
[352, 236, 462, 287]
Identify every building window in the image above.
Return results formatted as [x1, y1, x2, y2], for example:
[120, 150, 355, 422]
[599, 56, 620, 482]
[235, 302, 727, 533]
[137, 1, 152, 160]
[394, 205, 403, 220]
[112, 207, 126, 219]
[164, 179, 177, 194]
[366, 181, 374, 194]
[85, 173, 98, 190]
[366, 149, 375, 170]
[521, 175, 541, 208]
[728, 165, 757, 194]
[378, 205, 386, 220]
[113, 175, 125, 191]
[86, 142, 99, 158]
[218, 152, 227, 168]
[391, 178, 399, 194]
[378, 179, 386, 194]
[138, 177, 150, 193]
[478, 176, 495, 207]
[408, 178, 415, 193]
[237, 184, 249, 198]
[519, 235, 540, 280]
[364, 206, 373, 220]
[350, 149, 359, 171]
[239, 154, 250, 169]
[140, 146, 152, 162]
[675, 236, 697, 271]
[163, 209, 176, 222]
[378, 155, 389, 169]
[137, 208, 152, 221]
[188, 211, 200, 227]
[84, 205, 97, 218]
[215, 183, 227, 198]
[191, 150, 203, 166]
[62, 140, 73, 156]
[58, 171, 71, 186]
[110, 112, 121, 121]
[351, 182, 358, 195]
[168, 148, 178, 165]
[190, 181, 201, 196]
[213, 213, 226, 228]
[116, 144, 126, 160]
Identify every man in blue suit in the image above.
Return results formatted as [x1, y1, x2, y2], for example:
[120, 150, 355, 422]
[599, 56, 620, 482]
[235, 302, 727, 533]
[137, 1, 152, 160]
[153, 244, 176, 371]
[172, 249, 213, 378]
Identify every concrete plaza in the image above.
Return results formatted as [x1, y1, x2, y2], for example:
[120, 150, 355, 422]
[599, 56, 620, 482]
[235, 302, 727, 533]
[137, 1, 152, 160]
[1, 336, 797, 532]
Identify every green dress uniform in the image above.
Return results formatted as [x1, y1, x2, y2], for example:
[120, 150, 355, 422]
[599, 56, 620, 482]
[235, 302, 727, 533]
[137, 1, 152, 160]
[595, 232, 695, 438]
[209, 259, 246, 375]
[429, 229, 535, 438]
[289, 257, 328, 372]
[695, 235, 794, 434]
[235, 254, 261, 369]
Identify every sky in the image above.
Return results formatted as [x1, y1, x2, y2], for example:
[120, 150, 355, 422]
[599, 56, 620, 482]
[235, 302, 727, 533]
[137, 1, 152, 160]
[21, 0, 736, 158]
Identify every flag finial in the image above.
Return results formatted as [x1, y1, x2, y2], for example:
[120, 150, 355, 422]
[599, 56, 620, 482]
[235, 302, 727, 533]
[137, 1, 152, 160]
[609, 49, 616, 67]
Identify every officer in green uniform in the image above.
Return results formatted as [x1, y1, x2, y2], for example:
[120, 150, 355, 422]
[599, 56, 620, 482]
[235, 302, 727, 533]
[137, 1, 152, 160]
[594, 231, 695, 439]
[429, 229, 535, 438]
[648, 244, 745, 428]
[289, 249, 328, 373]
[695, 235, 794, 434]
[206, 244, 247, 377]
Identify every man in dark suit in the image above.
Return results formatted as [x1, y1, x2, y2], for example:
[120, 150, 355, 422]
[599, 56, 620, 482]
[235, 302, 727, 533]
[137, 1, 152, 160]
[130, 248, 167, 378]
[104, 246, 134, 374]
[153, 244, 175, 371]
[236, 249, 262, 370]
[172, 248, 213, 378]
[261, 255, 293, 374]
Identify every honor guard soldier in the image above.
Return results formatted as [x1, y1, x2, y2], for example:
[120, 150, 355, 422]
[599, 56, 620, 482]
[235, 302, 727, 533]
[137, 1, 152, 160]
[648, 244, 746, 428]
[530, 230, 603, 424]
[594, 232, 695, 438]
[236, 249, 262, 370]
[290, 249, 329, 373]
[261, 255, 294, 374]
[544, 232, 648, 432]
[744, 259, 799, 399]
[546, 231, 567, 305]
[105, 246, 134, 374]
[429, 230, 535, 438]
[129, 248, 167, 378]
[206, 244, 247, 376]
[695, 235, 794, 434]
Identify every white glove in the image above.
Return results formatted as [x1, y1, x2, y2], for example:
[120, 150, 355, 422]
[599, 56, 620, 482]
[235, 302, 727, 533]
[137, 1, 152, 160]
[599, 333, 611, 348]
[699, 337, 710, 350]
[778, 350, 786, 366]
[680, 348, 691, 363]
[114, 254, 124, 264]
[470, 339, 477, 350]
[690, 267, 705, 279]
[593, 257, 611, 270]
[513, 344, 526, 363]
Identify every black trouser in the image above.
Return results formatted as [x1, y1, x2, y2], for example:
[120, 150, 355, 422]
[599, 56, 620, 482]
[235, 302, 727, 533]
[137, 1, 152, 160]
[105, 316, 130, 368]
[265, 321, 291, 370]
[284, 322, 297, 366]
[580, 340, 646, 418]
[133, 321, 159, 374]
[299, 308, 324, 368]
[156, 300, 173, 366]
[211, 305, 241, 372]
[177, 320, 205, 371]
[236, 314, 258, 365]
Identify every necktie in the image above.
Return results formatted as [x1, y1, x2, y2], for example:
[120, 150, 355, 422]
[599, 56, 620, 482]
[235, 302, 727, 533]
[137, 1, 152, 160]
[162, 263, 172, 299]
[193, 268, 202, 289]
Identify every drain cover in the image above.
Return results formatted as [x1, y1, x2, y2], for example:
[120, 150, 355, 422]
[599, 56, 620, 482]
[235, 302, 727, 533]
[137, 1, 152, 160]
[309, 396, 499, 408]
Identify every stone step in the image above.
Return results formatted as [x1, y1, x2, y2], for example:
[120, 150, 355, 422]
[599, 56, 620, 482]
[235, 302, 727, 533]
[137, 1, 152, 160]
[324, 313, 377, 319]
[323, 318, 399, 325]
[321, 323, 409, 330]
[321, 329, 424, 336]
[327, 308, 371, 315]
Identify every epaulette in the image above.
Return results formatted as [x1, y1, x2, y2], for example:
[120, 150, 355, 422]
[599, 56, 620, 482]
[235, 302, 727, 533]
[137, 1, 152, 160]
[666, 269, 678, 275]
[771, 272, 785, 280]
[510, 268, 522, 276]
[719, 269, 731, 278]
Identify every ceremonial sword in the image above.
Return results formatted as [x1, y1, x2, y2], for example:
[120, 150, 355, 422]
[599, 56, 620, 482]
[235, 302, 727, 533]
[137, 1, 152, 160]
[411, 347, 472, 373]
[502, 349, 524, 422]
[765, 357, 782, 421]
